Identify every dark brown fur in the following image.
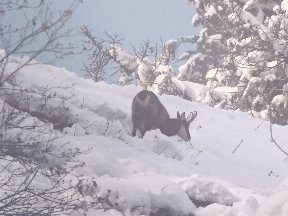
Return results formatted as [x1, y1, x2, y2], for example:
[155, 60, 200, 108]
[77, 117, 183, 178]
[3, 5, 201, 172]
[131, 90, 197, 141]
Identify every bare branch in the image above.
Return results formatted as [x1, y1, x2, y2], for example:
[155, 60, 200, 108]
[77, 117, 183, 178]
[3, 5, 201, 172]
[269, 123, 288, 156]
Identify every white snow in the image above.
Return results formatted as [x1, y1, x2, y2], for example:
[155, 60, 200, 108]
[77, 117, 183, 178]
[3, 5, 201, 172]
[257, 178, 288, 216]
[172, 77, 209, 102]
[206, 34, 222, 45]
[282, 0, 288, 16]
[2, 56, 288, 215]
[178, 53, 204, 80]
[206, 68, 230, 88]
[205, 5, 217, 18]
[272, 94, 288, 107]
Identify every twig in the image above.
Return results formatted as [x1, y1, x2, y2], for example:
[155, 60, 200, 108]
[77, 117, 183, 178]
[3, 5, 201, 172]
[269, 123, 288, 156]
[254, 120, 264, 130]
[232, 120, 264, 153]
[191, 150, 202, 160]
[232, 139, 243, 154]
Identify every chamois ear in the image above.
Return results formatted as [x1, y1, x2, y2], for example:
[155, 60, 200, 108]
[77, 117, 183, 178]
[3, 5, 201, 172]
[177, 111, 181, 119]
[180, 112, 186, 121]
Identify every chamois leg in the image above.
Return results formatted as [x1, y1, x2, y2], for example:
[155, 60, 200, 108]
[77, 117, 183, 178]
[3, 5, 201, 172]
[132, 110, 137, 137]
[132, 123, 137, 137]
[140, 129, 146, 138]
[138, 120, 147, 138]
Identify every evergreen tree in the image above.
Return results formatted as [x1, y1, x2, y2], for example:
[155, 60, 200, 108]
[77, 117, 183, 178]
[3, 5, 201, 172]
[186, 0, 288, 124]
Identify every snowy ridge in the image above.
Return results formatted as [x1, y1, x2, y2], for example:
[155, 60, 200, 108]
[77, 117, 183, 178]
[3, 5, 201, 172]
[4, 59, 288, 215]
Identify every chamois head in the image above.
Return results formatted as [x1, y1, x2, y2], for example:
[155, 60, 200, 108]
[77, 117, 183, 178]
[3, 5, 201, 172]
[176, 111, 197, 141]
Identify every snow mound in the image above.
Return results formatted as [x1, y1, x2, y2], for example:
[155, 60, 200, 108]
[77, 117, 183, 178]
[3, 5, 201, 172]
[257, 178, 288, 216]
[3, 57, 288, 215]
[178, 175, 239, 207]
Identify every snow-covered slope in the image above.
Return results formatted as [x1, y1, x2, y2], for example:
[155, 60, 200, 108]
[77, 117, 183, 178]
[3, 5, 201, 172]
[5, 60, 288, 215]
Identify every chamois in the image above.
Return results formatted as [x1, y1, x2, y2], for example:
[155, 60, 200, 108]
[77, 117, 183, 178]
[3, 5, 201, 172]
[131, 90, 197, 141]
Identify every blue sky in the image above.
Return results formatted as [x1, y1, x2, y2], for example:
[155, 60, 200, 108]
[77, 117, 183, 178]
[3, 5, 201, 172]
[49, 0, 199, 76]
[7, 0, 198, 76]
[81, 0, 196, 44]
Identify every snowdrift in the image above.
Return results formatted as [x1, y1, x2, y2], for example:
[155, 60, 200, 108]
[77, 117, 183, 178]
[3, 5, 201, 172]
[2, 57, 288, 215]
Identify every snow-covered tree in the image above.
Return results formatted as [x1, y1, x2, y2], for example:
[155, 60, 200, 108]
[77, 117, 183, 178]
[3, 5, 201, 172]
[82, 28, 183, 95]
[83, 0, 288, 125]
[186, 0, 288, 124]
[0, 1, 105, 214]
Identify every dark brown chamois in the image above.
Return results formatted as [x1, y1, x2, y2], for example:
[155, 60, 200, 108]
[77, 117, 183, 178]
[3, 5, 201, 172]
[131, 90, 197, 141]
